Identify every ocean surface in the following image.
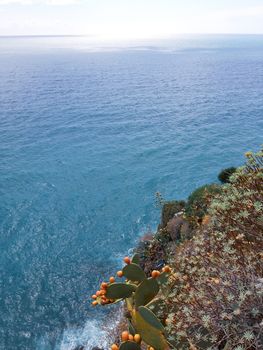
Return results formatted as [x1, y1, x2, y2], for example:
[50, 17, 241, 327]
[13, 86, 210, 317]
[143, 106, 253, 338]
[0, 35, 262, 350]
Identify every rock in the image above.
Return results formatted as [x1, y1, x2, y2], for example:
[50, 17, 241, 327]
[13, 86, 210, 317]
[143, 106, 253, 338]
[167, 216, 184, 241]
[140, 232, 154, 242]
[167, 215, 192, 241]
[180, 220, 192, 240]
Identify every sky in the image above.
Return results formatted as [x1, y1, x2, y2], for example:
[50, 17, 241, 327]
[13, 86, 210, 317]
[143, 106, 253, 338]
[0, 0, 263, 38]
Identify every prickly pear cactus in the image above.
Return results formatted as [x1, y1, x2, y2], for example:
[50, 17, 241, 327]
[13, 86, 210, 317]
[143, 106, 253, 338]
[92, 255, 172, 350]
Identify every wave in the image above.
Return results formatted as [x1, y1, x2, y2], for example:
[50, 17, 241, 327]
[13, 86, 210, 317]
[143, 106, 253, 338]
[55, 308, 123, 350]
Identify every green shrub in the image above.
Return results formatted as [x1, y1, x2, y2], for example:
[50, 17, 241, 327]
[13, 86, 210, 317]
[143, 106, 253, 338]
[185, 184, 221, 222]
[218, 167, 237, 183]
[210, 149, 263, 244]
[160, 200, 185, 228]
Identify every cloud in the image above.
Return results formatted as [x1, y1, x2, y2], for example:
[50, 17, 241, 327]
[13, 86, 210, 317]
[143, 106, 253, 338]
[0, 2, 262, 36]
[212, 5, 263, 19]
[0, 0, 81, 5]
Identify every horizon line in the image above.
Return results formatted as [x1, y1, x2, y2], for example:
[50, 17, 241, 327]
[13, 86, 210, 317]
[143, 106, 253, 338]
[0, 33, 263, 39]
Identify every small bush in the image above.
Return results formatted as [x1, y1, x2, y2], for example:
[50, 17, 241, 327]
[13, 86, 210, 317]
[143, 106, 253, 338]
[160, 200, 185, 228]
[218, 167, 237, 183]
[210, 150, 263, 244]
[185, 184, 221, 222]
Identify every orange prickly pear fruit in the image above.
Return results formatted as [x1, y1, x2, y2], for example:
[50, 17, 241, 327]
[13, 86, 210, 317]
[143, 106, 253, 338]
[109, 276, 115, 283]
[163, 265, 171, 273]
[91, 294, 97, 299]
[151, 270, 157, 278]
[111, 344, 119, 350]
[134, 334, 141, 343]
[92, 301, 98, 306]
[128, 334, 134, 341]
[117, 270, 123, 277]
[124, 257, 131, 264]
[121, 331, 129, 341]
[151, 270, 160, 278]
[101, 282, 108, 289]
[96, 291, 101, 297]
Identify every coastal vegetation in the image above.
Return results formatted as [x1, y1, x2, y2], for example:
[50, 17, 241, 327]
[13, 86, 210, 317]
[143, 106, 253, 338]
[217, 167, 237, 184]
[92, 148, 263, 350]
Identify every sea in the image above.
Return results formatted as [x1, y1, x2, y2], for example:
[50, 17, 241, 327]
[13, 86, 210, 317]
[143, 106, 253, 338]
[0, 34, 262, 349]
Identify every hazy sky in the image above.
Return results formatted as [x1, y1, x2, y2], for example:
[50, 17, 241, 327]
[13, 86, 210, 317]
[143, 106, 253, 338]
[0, 0, 263, 38]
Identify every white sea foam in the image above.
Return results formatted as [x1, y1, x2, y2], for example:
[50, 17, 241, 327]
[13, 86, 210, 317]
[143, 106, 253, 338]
[57, 308, 123, 350]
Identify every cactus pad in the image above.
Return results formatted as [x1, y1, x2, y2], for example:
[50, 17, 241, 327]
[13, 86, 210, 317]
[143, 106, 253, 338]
[128, 320, 136, 335]
[105, 283, 136, 299]
[131, 254, 140, 265]
[138, 306, 165, 331]
[119, 341, 141, 350]
[122, 263, 146, 282]
[133, 310, 168, 350]
[135, 277, 159, 307]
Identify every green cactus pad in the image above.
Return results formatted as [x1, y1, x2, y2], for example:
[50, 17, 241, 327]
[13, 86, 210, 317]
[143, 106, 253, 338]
[122, 263, 146, 282]
[133, 310, 168, 350]
[131, 254, 140, 265]
[119, 341, 141, 350]
[135, 277, 160, 307]
[138, 306, 165, 331]
[128, 320, 136, 335]
[105, 283, 136, 299]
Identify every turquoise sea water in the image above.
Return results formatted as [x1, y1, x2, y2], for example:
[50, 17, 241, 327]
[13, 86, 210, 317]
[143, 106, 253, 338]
[0, 35, 262, 349]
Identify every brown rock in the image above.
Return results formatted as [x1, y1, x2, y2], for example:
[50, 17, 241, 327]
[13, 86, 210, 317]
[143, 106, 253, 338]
[167, 215, 192, 241]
